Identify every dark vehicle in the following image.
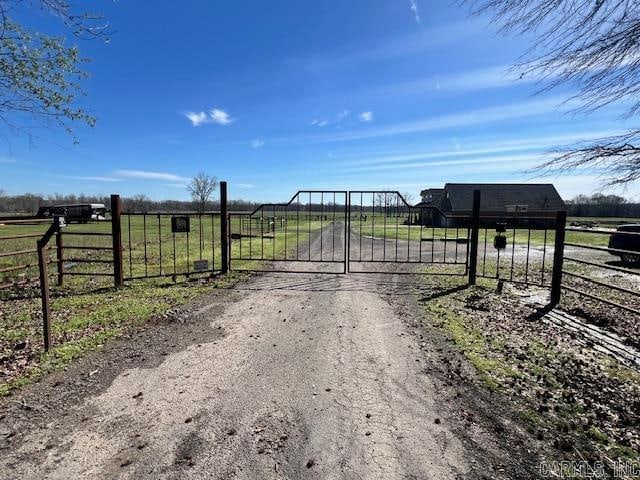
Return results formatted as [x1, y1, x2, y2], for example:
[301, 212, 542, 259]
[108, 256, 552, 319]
[609, 224, 640, 266]
[36, 203, 107, 224]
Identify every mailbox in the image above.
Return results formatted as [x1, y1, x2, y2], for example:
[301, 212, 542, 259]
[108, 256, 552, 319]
[171, 216, 190, 233]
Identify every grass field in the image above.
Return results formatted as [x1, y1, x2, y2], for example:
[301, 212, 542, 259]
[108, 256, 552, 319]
[349, 214, 612, 248]
[0, 213, 330, 290]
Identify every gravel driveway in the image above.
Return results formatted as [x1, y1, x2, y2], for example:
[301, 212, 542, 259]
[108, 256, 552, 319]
[0, 225, 545, 479]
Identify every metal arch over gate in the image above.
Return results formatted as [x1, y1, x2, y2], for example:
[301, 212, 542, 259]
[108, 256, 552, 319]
[227, 190, 471, 274]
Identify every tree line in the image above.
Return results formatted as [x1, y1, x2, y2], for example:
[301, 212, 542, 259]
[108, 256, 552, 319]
[0, 192, 262, 214]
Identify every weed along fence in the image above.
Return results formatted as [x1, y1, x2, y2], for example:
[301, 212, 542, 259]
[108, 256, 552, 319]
[1, 184, 639, 354]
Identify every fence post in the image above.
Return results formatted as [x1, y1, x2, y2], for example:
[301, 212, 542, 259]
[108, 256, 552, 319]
[55, 223, 64, 286]
[550, 210, 567, 306]
[220, 181, 229, 273]
[111, 194, 124, 288]
[37, 238, 52, 352]
[468, 189, 481, 285]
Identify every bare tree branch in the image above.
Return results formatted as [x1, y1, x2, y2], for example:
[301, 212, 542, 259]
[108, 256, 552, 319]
[464, 0, 640, 188]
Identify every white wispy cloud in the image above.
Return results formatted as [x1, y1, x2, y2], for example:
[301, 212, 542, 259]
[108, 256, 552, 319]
[184, 108, 235, 126]
[0, 158, 17, 164]
[347, 153, 547, 172]
[337, 109, 350, 120]
[185, 111, 208, 127]
[210, 108, 234, 125]
[311, 119, 329, 127]
[358, 111, 374, 122]
[50, 174, 120, 182]
[313, 96, 569, 143]
[115, 170, 190, 183]
[252, 139, 265, 148]
[343, 129, 626, 167]
[236, 183, 254, 188]
[409, 0, 420, 24]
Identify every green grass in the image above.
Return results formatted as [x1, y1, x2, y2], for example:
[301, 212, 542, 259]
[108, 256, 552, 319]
[350, 214, 612, 249]
[0, 213, 332, 289]
[0, 272, 245, 396]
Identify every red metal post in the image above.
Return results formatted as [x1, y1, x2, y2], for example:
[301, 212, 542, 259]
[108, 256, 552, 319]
[220, 182, 229, 273]
[111, 194, 124, 288]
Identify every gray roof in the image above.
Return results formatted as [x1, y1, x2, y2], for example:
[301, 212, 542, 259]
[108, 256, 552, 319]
[442, 183, 566, 213]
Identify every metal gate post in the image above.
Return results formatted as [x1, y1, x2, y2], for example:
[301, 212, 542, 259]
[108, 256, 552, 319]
[220, 181, 229, 273]
[55, 226, 64, 286]
[468, 189, 481, 285]
[550, 210, 567, 306]
[37, 238, 52, 352]
[111, 194, 124, 288]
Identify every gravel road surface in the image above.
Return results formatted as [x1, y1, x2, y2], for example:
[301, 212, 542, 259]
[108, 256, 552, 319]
[0, 223, 544, 479]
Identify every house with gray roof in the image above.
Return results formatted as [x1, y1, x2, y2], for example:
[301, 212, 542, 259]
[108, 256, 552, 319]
[415, 183, 566, 226]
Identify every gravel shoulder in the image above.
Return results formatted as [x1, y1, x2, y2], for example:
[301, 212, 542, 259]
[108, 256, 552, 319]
[0, 270, 547, 479]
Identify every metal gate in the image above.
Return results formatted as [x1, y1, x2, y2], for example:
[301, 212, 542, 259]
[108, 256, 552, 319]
[227, 190, 470, 274]
[346, 191, 469, 274]
[229, 191, 348, 273]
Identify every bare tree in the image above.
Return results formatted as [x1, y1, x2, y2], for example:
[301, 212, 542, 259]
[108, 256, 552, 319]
[465, 0, 640, 187]
[188, 173, 218, 213]
[400, 191, 415, 205]
[0, 1, 109, 143]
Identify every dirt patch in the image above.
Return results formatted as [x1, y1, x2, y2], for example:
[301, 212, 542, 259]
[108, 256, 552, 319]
[414, 276, 640, 475]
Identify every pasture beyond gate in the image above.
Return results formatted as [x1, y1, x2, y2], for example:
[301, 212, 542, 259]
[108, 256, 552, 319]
[1, 182, 639, 351]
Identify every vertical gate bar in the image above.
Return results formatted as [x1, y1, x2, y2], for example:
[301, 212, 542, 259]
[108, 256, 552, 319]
[468, 190, 481, 285]
[320, 193, 324, 261]
[346, 192, 351, 272]
[496, 239, 501, 279]
[143, 214, 148, 278]
[220, 181, 229, 273]
[273, 204, 276, 260]
[453, 227, 460, 263]
[199, 213, 203, 260]
[510, 226, 516, 281]
[383, 193, 387, 261]
[482, 228, 488, 277]
[127, 214, 133, 279]
[394, 194, 399, 262]
[110, 194, 124, 288]
[296, 194, 300, 260]
[407, 205, 410, 262]
[186, 226, 190, 275]
[419, 208, 423, 263]
[359, 192, 363, 262]
[172, 214, 177, 277]
[541, 224, 548, 285]
[55, 227, 64, 286]
[332, 192, 336, 262]
[261, 207, 264, 260]
[211, 213, 219, 271]
[37, 240, 52, 351]
[371, 193, 375, 261]
[284, 204, 288, 260]
[308, 192, 311, 261]
[431, 224, 435, 263]
[525, 227, 531, 283]
[158, 214, 163, 276]
[443, 226, 448, 262]
[550, 210, 567, 306]
[465, 225, 471, 272]
[249, 213, 253, 259]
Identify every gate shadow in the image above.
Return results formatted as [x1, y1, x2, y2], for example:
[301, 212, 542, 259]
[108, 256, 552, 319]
[235, 272, 466, 296]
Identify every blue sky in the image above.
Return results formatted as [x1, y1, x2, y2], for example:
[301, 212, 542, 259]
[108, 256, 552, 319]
[1, 1, 637, 202]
